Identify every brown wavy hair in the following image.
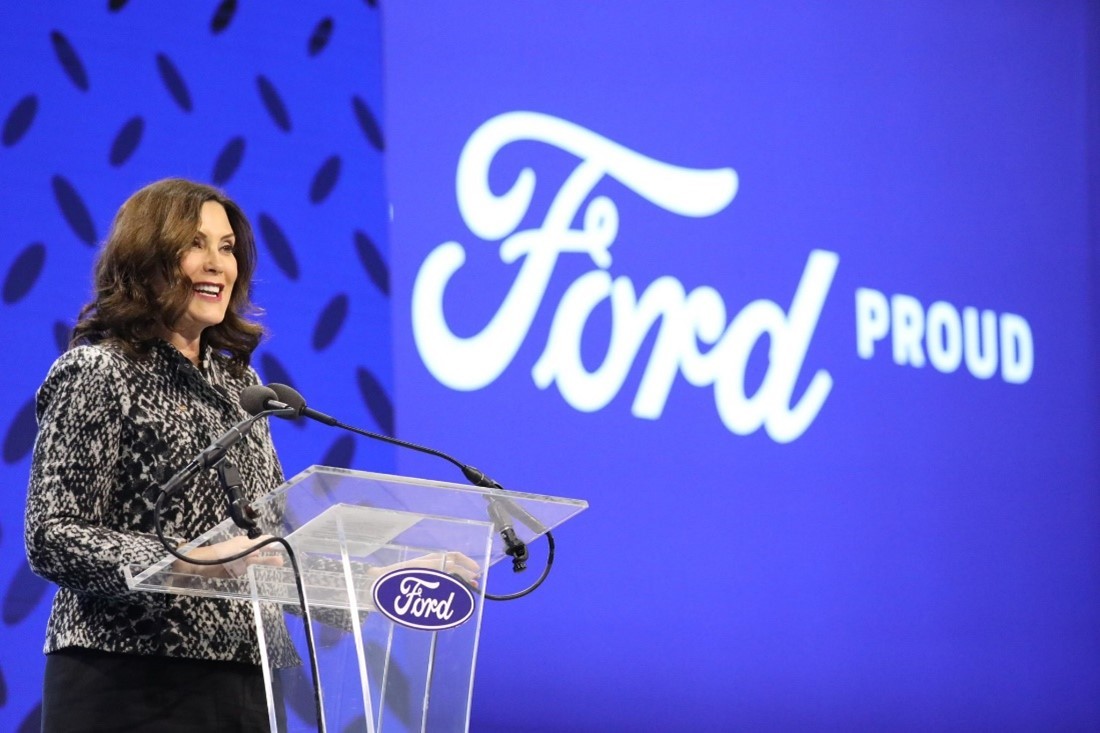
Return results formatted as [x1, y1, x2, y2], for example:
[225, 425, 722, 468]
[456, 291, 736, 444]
[71, 178, 264, 375]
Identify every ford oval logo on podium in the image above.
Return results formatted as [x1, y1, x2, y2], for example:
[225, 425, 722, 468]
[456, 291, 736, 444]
[373, 568, 476, 631]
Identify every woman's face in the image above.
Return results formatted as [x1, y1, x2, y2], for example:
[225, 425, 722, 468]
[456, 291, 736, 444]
[173, 200, 239, 340]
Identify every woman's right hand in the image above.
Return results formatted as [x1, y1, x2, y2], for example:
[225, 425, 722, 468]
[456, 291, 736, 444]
[171, 534, 285, 579]
[374, 551, 482, 587]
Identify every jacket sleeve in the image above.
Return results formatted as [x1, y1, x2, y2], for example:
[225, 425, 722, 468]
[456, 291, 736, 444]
[24, 347, 176, 598]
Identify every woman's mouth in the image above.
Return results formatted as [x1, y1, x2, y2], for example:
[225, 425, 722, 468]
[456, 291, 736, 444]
[192, 283, 224, 300]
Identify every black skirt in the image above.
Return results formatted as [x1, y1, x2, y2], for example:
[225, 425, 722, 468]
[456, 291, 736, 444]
[42, 647, 282, 733]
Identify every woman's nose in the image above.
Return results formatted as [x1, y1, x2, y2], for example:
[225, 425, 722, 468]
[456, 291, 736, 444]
[203, 249, 222, 273]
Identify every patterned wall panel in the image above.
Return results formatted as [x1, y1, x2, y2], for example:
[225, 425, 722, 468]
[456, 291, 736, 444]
[0, 2, 391, 729]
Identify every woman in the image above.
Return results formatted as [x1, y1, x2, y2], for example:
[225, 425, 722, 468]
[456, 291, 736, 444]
[25, 178, 287, 732]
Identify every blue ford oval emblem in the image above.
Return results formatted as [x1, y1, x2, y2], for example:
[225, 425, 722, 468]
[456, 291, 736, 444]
[373, 568, 475, 631]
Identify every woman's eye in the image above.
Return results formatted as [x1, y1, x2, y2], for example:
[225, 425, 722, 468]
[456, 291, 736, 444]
[220, 242, 235, 253]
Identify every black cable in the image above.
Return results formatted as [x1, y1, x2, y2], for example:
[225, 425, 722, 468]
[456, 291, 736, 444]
[153, 475, 326, 733]
[326, 418, 554, 600]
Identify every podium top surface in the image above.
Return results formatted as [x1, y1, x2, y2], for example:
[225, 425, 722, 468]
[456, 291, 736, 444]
[125, 466, 588, 604]
[279, 465, 588, 539]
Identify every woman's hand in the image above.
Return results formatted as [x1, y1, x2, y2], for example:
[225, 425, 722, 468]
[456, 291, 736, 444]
[376, 551, 481, 587]
[172, 534, 284, 579]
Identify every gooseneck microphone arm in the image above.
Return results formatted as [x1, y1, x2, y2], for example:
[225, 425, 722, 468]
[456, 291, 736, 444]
[260, 383, 555, 600]
[158, 384, 298, 499]
[159, 412, 269, 497]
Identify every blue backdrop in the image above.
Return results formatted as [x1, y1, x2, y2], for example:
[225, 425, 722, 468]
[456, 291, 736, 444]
[2, 2, 1099, 731]
[384, 2, 1100, 731]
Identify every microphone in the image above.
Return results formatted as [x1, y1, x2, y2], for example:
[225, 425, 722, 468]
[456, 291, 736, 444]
[261, 384, 338, 426]
[240, 384, 292, 415]
[249, 382, 543, 573]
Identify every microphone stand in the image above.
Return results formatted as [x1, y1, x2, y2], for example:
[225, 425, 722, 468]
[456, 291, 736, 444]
[152, 405, 327, 733]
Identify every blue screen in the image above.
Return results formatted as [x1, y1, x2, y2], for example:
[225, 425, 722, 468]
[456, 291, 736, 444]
[383, 3, 1100, 730]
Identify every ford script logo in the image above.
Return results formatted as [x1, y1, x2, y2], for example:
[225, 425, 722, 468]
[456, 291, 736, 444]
[412, 111, 1035, 444]
[372, 568, 476, 631]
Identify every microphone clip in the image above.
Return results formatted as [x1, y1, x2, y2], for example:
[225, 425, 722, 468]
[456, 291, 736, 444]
[500, 526, 529, 572]
[217, 458, 261, 539]
[487, 497, 529, 573]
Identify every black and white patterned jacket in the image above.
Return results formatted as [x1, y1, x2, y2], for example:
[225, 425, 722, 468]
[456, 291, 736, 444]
[25, 339, 288, 666]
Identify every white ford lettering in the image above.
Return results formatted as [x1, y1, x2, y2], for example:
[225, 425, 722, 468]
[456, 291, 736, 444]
[374, 569, 475, 631]
[392, 576, 456, 621]
[412, 111, 838, 444]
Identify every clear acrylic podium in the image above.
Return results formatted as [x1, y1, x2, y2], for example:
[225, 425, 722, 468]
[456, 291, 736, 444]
[124, 466, 588, 732]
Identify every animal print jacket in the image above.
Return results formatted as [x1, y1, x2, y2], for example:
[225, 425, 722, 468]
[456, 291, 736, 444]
[25, 339, 293, 666]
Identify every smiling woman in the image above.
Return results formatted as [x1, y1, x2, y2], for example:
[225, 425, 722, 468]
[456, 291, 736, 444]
[168, 200, 240, 363]
[24, 178, 288, 732]
[70, 178, 262, 373]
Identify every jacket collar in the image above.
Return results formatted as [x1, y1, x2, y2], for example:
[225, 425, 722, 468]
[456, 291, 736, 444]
[149, 339, 234, 408]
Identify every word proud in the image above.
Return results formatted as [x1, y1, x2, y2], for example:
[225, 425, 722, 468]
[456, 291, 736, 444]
[856, 288, 1033, 383]
[412, 111, 837, 443]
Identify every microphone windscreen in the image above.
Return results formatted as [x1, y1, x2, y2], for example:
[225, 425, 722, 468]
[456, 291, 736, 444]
[269, 383, 307, 413]
[240, 385, 278, 416]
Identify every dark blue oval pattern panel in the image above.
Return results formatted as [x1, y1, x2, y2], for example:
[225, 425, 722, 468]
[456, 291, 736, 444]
[2, 95, 37, 147]
[210, 0, 237, 34]
[0, 4, 390, 731]
[108, 116, 144, 166]
[211, 136, 246, 185]
[258, 351, 298, 393]
[309, 155, 341, 203]
[2, 563, 48, 626]
[308, 17, 334, 56]
[355, 366, 394, 436]
[52, 322, 71, 354]
[352, 95, 385, 151]
[3, 243, 46, 304]
[353, 229, 389, 295]
[49, 30, 89, 91]
[312, 293, 348, 351]
[256, 213, 300, 280]
[155, 53, 193, 112]
[50, 176, 97, 246]
[320, 434, 355, 469]
[3, 398, 37, 465]
[256, 75, 291, 132]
